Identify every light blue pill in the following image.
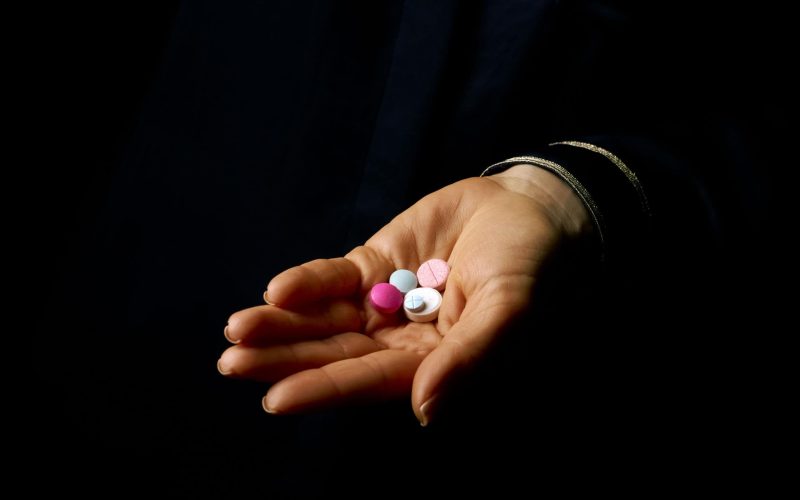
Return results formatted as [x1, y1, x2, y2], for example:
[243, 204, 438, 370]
[404, 293, 425, 313]
[389, 269, 418, 294]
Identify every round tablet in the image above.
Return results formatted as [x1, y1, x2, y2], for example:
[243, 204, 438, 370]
[389, 269, 418, 294]
[417, 259, 450, 291]
[403, 293, 425, 313]
[404, 287, 442, 323]
[369, 283, 404, 314]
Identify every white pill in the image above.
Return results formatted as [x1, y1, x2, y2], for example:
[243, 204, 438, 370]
[404, 287, 442, 323]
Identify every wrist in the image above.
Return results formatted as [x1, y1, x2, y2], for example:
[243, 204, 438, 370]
[490, 164, 593, 240]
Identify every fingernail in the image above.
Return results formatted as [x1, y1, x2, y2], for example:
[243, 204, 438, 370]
[263, 290, 273, 305]
[217, 359, 232, 375]
[262, 396, 278, 414]
[419, 395, 439, 427]
[224, 325, 240, 344]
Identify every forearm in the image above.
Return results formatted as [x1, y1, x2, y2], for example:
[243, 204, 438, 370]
[489, 164, 592, 241]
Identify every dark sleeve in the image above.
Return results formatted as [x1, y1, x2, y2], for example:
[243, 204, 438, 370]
[477, 6, 784, 451]
[483, 4, 778, 307]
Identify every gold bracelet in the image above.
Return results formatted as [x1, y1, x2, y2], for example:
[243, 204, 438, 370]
[482, 156, 605, 257]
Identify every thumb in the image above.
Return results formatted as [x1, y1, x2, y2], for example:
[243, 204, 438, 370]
[411, 297, 527, 426]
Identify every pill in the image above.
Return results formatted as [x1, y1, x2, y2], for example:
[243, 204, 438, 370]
[404, 293, 425, 313]
[389, 269, 418, 294]
[416, 258, 449, 291]
[369, 283, 404, 314]
[404, 287, 442, 323]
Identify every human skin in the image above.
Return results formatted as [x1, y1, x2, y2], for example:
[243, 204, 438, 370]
[218, 165, 591, 425]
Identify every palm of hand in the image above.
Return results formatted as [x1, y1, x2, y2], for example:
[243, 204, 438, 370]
[220, 175, 565, 424]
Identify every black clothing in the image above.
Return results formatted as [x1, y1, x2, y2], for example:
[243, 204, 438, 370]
[33, 1, 782, 495]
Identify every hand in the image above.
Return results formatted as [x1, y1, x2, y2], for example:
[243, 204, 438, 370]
[218, 165, 591, 425]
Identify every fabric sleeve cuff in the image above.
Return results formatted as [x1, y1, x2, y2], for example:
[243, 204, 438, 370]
[481, 141, 651, 263]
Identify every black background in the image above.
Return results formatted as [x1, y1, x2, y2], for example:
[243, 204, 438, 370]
[28, 1, 787, 495]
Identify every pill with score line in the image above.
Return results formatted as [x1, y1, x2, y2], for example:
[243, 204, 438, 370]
[404, 287, 442, 322]
[403, 293, 425, 313]
[416, 258, 449, 291]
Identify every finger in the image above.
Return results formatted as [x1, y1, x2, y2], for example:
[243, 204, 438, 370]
[226, 301, 362, 344]
[266, 257, 361, 307]
[217, 332, 382, 382]
[411, 278, 532, 426]
[343, 245, 397, 296]
[263, 349, 425, 414]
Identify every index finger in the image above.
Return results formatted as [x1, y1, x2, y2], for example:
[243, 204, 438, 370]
[266, 257, 362, 308]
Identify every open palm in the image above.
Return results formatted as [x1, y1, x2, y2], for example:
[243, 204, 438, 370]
[219, 167, 589, 425]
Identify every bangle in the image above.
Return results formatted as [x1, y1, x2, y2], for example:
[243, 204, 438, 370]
[482, 156, 605, 258]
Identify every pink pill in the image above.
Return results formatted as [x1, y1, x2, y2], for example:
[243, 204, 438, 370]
[369, 283, 404, 314]
[417, 258, 450, 291]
